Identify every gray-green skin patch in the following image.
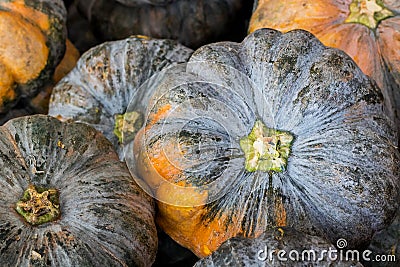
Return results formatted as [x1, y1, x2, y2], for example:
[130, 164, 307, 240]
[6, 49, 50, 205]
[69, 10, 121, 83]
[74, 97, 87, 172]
[113, 111, 143, 144]
[345, 0, 394, 29]
[240, 120, 293, 172]
[16, 184, 60, 226]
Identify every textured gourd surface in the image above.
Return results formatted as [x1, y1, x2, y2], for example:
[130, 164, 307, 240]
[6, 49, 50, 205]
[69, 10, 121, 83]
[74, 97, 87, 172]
[132, 28, 399, 257]
[77, 0, 245, 48]
[0, 115, 157, 266]
[194, 227, 362, 266]
[0, 0, 66, 113]
[48, 36, 193, 159]
[249, 0, 400, 130]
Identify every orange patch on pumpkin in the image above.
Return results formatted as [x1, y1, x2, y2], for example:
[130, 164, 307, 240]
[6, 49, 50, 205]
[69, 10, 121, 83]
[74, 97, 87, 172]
[1, 0, 50, 31]
[0, 11, 49, 84]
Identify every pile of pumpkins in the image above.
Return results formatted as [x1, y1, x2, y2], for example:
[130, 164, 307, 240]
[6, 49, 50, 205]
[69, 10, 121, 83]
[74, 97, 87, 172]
[0, 0, 399, 266]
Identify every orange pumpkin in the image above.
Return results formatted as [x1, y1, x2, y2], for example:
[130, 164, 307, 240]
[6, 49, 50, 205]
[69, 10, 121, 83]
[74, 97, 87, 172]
[0, 0, 67, 113]
[249, 0, 400, 125]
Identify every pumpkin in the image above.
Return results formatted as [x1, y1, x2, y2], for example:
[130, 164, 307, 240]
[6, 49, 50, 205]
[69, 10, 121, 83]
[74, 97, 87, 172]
[249, 0, 400, 130]
[0, 114, 157, 266]
[126, 28, 399, 257]
[75, 0, 250, 48]
[48, 35, 193, 159]
[194, 227, 362, 266]
[0, 0, 67, 114]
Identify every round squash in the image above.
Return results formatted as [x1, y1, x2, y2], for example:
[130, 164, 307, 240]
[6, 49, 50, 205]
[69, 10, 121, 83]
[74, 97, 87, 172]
[48, 35, 193, 159]
[75, 0, 249, 48]
[249, 0, 400, 130]
[194, 227, 362, 266]
[0, 114, 157, 266]
[0, 0, 67, 113]
[127, 28, 399, 257]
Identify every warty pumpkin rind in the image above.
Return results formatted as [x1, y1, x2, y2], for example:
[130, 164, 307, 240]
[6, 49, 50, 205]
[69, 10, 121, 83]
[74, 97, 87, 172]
[0, 0, 67, 113]
[48, 35, 193, 159]
[130, 28, 400, 257]
[0, 114, 157, 266]
[249, 0, 400, 136]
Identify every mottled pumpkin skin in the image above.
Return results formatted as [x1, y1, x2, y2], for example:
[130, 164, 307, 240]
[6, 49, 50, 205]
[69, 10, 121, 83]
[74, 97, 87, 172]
[131, 28, 399, 257]
[48, 35, 193, 159]
[0, 115, 157, 266]
[0, 0, 67, 114]
[249, 0, 400, 132]
[195, 227, 362, 266]
[76, 0, 247, 48]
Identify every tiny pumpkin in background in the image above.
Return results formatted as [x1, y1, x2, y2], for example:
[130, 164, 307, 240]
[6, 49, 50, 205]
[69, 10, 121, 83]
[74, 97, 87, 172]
[0, 115, 158, 266]
[0, 0, 67, 114]
[249, 0, 400, 128]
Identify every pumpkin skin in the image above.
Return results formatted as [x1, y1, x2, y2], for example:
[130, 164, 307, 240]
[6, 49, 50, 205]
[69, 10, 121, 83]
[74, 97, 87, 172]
[194, 227, 362, 266]
[249, 0, 400, 130]
[76, 0, 249, 48]
[0, 114, 157, 266]
[129, 28, 400, 257]
[0, 0, 67, 114]
[0, 39, 79, 126]
[48, 35, 193, 159]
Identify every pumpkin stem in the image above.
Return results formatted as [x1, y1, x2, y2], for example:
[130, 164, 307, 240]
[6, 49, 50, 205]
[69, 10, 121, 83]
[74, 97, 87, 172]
[240, 120, 293, 172]
[15, 184, 60, 225]
[113, 111, 143, 144]
[345, 0, 394, 29]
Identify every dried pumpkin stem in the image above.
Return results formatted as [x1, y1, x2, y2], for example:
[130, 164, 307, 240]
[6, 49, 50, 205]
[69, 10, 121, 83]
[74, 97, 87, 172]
[240, 120, 293, 172]
[113, 111, 143, 144]
[16, 184, 60, 225]
[345, 0, 394, 29]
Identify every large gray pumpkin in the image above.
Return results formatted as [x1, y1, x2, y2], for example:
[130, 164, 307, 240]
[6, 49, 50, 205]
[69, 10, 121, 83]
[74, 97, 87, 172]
[127, 28, 399, 257]
[0, 115, 157, 266]
[48, 35, 193, 159]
